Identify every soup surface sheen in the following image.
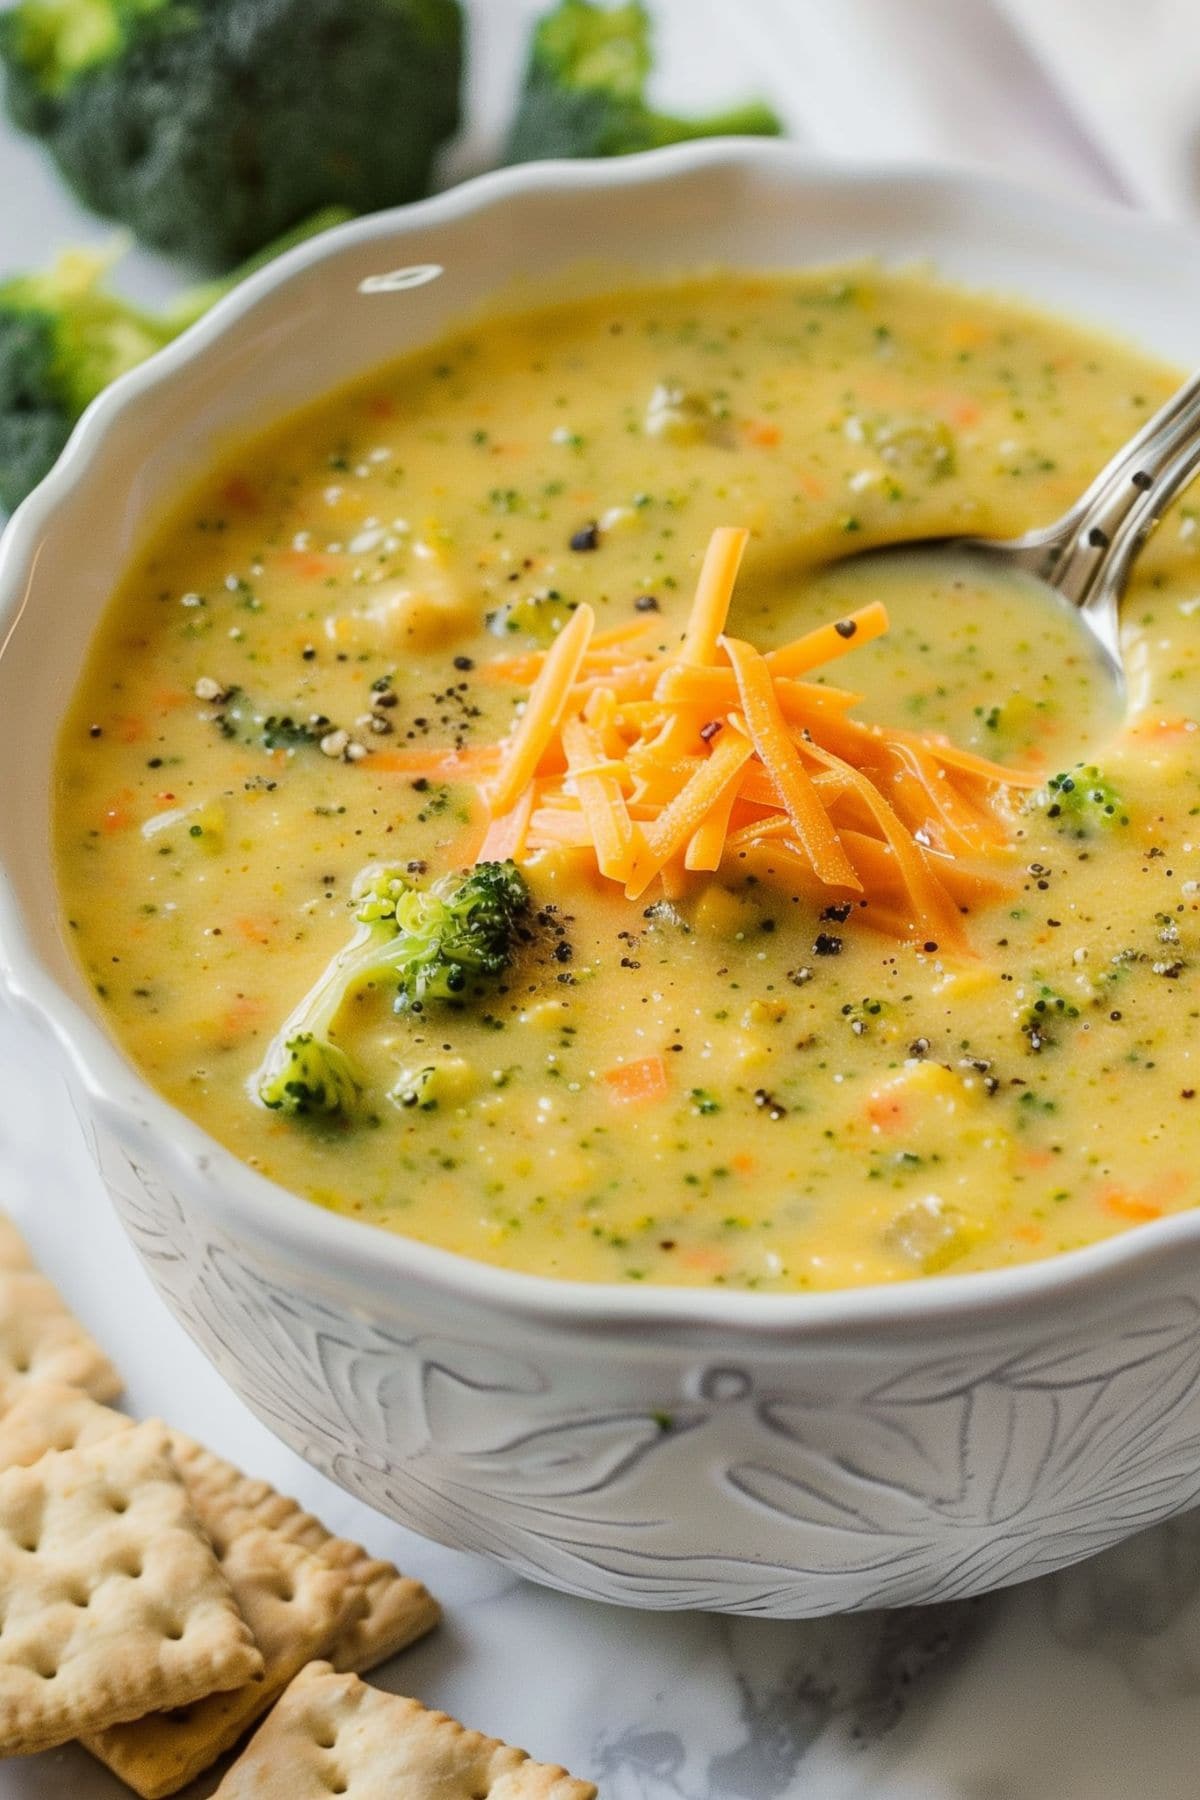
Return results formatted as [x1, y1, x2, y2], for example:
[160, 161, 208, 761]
[55, 268, 1200, 1291]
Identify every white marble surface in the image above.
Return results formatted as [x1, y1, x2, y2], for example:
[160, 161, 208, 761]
[4, 1, 1200, 1793]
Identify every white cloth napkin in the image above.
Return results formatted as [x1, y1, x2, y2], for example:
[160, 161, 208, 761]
[1001, 0, 1200, 214]
[730, 0, 1200, 216]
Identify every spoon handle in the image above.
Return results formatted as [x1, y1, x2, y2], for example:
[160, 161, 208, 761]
[1006, 368, 1200, 612]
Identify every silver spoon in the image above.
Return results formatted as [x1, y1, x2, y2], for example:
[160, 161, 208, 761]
[846, 369, 1200, 690]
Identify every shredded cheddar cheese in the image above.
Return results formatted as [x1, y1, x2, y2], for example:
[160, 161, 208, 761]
[386, 527, 1039, 947]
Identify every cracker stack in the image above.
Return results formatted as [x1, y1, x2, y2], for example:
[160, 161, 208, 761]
[0, 1213, 595, 1798]
[0, 1419, 263, 1757]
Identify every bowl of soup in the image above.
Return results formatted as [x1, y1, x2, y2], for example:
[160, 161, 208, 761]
[5, 143, 1200, 1616]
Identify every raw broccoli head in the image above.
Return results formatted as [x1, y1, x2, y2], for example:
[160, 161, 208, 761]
[1030, 764, 1128, 839]
[254, 861, 532, 1120]
[1, 0, 464, 269]
[504, 0, 781, 164]
[0, 209, 350, 516]
[0, 249, 172, 515]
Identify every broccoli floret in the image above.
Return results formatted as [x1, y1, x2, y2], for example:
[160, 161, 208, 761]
[0, 249, 172, 515]
[255, 862, 531, 1119]
[0, 209, 349, 515]
[1, 0, 464, 269]
[504, 0, 781, 164]
[357, 859, 532, 1007]
[1030, 764, 1128, 839]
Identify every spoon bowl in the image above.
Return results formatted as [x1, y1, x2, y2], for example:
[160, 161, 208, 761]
[825, 367, 1200, 693]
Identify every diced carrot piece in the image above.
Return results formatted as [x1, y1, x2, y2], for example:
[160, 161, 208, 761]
[603, 1055, 670, 1106]
[1102, 1190, 1163, 1223]
[100, 791, 136, 833]
[221, 475, 259, 511]
[233, 916, 275, 946]
[278, 549, 338, 581]
[866, 1089, 909, 1133]
[742, 419, 781, 448]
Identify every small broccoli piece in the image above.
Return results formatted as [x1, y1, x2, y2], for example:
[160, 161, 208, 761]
[863, 413, 956, 480]
[1, 0, 464, 269]
[259, 1031, 364, 1118]
[255, 862, 531, 1119]
[504, 0, 781, 165]
[0, 209, 350, 515]
[1030, 764, 1128, 838]
[487, 589, 577, 642]
[1018, 983, 1079, 1053]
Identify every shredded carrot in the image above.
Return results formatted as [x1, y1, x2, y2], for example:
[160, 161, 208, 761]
[562, 715, 641, 882]
[723, 637, 861, 891]
[488, 604, 595, 814]
[1124, 715, 1199, 744]
[361, 525, 1035, 945]
[765, 602, 890, 677]
[369, 745, 502, 780]
[686, 769, 743, 871]
[627, 729, 753, 899]
[480, 618, 658, 685]
[603, 1055, 670, 1105]
[679, 526, 749, 666]
[477, 786, 536, 863]
[886, 725, 1042, 789]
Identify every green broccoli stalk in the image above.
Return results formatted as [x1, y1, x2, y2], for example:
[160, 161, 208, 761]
[1030, 764, 1129, 839]
[504, 0, 781, 165]
[0, 208, 350, 515]
[0, 0, 464, 269]
[256, 862, 531, 1119]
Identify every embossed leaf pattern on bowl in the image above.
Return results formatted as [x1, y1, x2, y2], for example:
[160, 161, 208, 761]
[95, 1132, 1200, 1614]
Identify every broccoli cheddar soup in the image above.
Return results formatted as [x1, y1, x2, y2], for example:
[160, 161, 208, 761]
[55, 268, 1200, 1291]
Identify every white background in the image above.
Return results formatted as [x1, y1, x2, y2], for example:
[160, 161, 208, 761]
[5, 3, 1200, 1795]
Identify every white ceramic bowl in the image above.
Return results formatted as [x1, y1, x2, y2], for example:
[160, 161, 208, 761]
[5, 143, 1200, 1617]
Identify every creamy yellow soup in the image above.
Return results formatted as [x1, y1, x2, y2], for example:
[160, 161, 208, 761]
[54, 268, 1200, 1291]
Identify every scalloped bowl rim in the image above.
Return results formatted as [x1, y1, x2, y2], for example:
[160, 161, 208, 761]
[1, 139, 1196, 1340]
